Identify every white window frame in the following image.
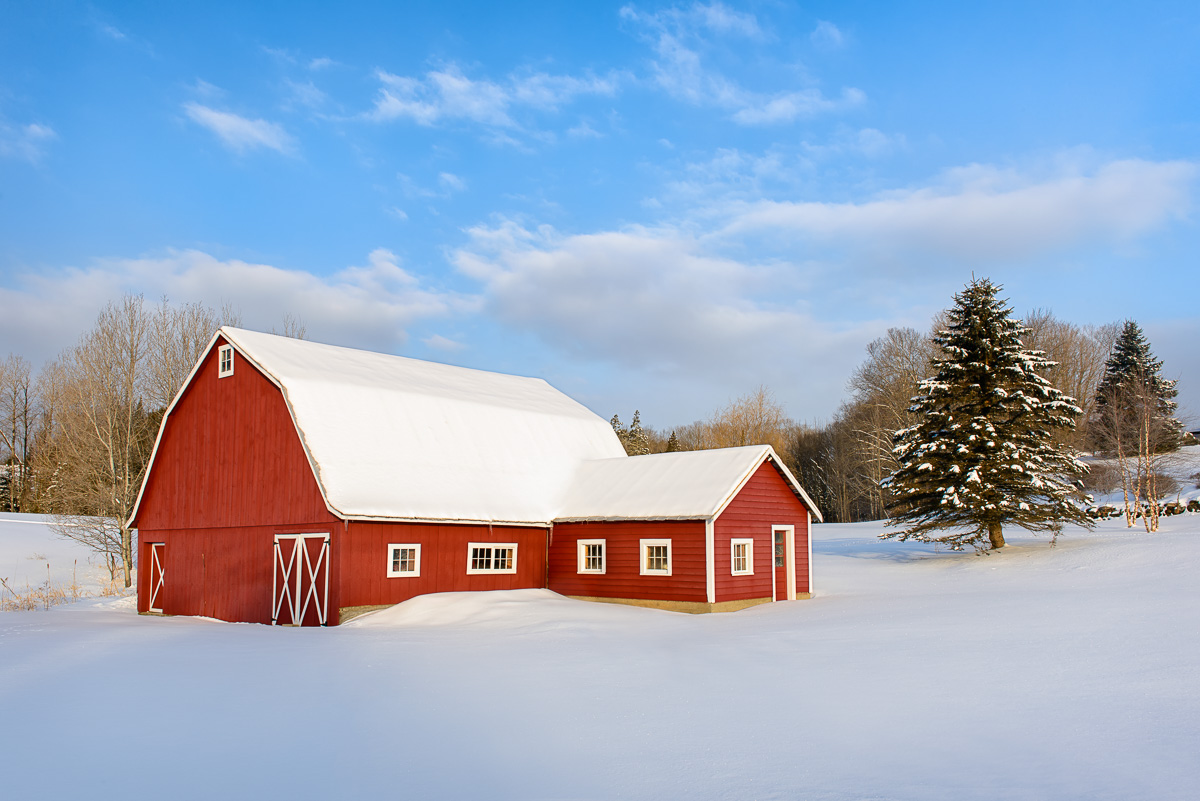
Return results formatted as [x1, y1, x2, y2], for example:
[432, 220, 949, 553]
[218, 344, 234, 378]
[731, 538, 754, 576]
[639, 538, 672, 576]
[386, 543, 421, 578]
[576, 539, 606, 574]
[466, 542, 518, 575]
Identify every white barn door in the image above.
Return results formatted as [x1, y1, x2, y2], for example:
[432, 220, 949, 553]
[272, 533, 331, 626]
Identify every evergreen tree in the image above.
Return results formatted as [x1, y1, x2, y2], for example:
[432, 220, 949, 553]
[881, 278, 1092, 550]
[626, 410, 650, 455]
[665, 430, 680, 452]
[1092, 321, 1183, 453]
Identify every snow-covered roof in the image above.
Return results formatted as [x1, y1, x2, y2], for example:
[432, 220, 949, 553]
[168, 328, 627, 525]
[555, 445, 823, 523]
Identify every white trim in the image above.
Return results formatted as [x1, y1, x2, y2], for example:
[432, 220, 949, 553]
[772, 525, 796, 601]
[386, 543, 421, 578]
[218, 344, 234, 378]
[806, 512, 813, 596]
[710, 448, 824, 524]
[730, 538, 754, 576]
[272, 533, 331, 626]
[704, 519, 715, 603]
[639, 538, 672, 576]
[577, 539, 606, 574]
[148, 543, 165, 612]
[466, 542, 518, 575]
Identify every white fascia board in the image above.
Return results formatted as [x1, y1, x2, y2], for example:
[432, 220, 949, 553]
[127, 328, 346, 529]
[709, 446, 825, 524]
[345, 514, 550, 528]
[552, 514, 710, 524]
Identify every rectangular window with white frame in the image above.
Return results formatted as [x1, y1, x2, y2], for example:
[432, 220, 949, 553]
[218, 344, 234, 378]
[731, 538, 754, 575]
[466, 543, 518, 574]
[577, 539, 606, 574]
[386, 543, 421, 577]
[639, 539, 672, 576]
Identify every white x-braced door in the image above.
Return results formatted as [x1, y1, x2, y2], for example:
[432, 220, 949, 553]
[148, 543, 166, 613]
[272, 533, 330, 626]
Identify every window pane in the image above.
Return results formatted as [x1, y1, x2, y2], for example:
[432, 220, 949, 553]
[392, 551, 401, 572]
[774, 531, 785, 567]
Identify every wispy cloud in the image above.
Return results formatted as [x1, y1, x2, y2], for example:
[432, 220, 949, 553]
[810, 20, 845, 49]
[621, 2, 862, 125]
[0, 120, 57, 163]
[367, 63, 619, 129]
[183, 102, 297, 155]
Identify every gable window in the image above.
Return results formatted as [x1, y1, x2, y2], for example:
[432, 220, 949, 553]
[639, 539, 672, 576]
[577, 539, 606, 574]
[731, 538, 754, 576]
[466, 543, 518, 575]
[386, 544, 421, 578]
[218, 344, 234, 378]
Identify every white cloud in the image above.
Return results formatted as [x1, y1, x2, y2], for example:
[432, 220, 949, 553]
[308, 57, 335, 71]
[810, 20, 845, 49]
[439, 172, 467, 192]
[450, 219, 867, 407]
[284, 80, 327, 110]
[0, 249, 478, 365]
[183, 103, 297, 155]
[0, 121, 57, 163]
[367, 64, 618, 129]
[732, 87, 865, 125]
[422, 334, 466, 351]
[621, 3, 861, 125]
[717, 158, 1198, 263]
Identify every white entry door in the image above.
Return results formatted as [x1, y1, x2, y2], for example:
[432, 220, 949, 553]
[272, 533, 331, 626]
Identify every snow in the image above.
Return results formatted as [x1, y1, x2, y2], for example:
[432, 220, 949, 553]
[556, 444, 822, 522]
[0, 512, 116, 596]
[144, 327, 628, 525]
[3, 513, 1199, 799]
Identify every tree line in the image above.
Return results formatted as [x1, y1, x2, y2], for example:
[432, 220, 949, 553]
[612, 284, 1187, 536]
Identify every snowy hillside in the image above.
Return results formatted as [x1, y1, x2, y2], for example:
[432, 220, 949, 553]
[2, 513, 1198, 800]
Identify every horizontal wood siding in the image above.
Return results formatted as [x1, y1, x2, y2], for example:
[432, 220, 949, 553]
[338, 522, 547, 607]
[548, 520, 707, 603]
[134, 339, 337, 532]
[714, 461, 811, 602]
[136, 524, 340, 625]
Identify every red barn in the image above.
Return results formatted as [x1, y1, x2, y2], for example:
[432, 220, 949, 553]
[131, 328, 821, 625]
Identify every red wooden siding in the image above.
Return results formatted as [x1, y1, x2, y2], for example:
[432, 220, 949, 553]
[338, 522, 547, 608]
[136, 524, 340, 625]
[134, 339, 339, 622]
[548, 520, 707, 603]
[713, 461, 811, 602]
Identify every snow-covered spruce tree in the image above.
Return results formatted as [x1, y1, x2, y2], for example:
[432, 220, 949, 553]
[881, 278, 1092, 550]
[1092, 320, 1183, 453]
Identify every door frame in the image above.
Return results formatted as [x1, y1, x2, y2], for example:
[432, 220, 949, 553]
[272, 533, 331, 626]
[771, 525, 796, 602]
[147, 542, 166, 613]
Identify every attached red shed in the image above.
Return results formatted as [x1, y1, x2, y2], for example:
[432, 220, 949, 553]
[549, 446, 818, 613]
[131, 328, 822, 624]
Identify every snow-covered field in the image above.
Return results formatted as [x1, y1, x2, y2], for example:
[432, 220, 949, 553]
[2, 513, 1199, 800]
[0, 512, 119, 600]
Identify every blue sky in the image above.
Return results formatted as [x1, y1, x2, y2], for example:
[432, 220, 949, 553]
[2, 0, 1198, 427]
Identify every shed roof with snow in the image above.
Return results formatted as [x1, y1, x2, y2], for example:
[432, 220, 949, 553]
[555, 445, 823, 523]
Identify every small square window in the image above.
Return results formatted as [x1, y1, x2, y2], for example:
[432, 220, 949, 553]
[466, 543, 518, 574]
[731, 538, 754, 576]
[218, 344, 234, 378]
[386, 544, 421, 577]
[639, 539, 672, 576]
[577, 539, 606, 574]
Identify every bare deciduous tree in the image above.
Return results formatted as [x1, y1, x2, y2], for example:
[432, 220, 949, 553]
[0, 354, 36, 511]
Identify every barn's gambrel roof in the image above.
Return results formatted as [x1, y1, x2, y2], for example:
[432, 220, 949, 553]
[132, 327, 627, 527]
[555, 445, 823, 523]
